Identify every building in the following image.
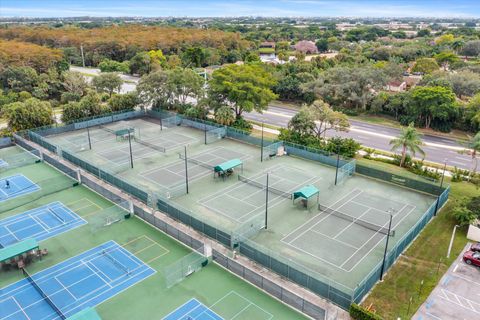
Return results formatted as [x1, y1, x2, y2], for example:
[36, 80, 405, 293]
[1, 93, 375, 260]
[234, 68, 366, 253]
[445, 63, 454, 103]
[385, 80, 407, 92]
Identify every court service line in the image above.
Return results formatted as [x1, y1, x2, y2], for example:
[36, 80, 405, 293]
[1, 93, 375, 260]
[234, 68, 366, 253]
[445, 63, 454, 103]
[283, 189, 363, 245]
[340, 204, 415, 272]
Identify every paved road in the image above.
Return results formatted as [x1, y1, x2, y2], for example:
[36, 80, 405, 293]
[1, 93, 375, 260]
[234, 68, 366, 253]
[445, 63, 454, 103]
[68, 66, 473, 170]
[244, 105, 473, 171]
[70, 66, 138, 94]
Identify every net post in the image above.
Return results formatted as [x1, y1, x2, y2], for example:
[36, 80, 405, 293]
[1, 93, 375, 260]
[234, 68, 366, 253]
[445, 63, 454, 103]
[76, 168, 82, 184]
[87, 127, 92, 150]
[184, 146, 189, 194]
[380, 213, 393, 281]
[129, 200, 134, 215]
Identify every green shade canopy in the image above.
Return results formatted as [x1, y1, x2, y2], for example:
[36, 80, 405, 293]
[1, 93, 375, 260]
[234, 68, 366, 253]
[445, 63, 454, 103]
[115, 128, 134, 137]
[0, 238, 38, 263]
[214, 158, 242, 173]
[293, 185, 319, 200]
[66, 307, 102, 320]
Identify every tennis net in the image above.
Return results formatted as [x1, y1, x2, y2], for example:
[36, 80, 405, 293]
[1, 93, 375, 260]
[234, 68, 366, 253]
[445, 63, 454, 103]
[318, 204, 394, 236]
[178, 154, 213, 170]
[22, 268, 66, 319]
[99, 125, 115, 134]
[48, 207, 65, 224]
[102, 249, 130, 275]
[135, 138, 166, 153]
[238, 175, 293, 200]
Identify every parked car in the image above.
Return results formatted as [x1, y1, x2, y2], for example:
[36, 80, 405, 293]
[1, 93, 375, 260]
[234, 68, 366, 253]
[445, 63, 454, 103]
[463, 250, 480, 266]
[470, 242, 480, 252]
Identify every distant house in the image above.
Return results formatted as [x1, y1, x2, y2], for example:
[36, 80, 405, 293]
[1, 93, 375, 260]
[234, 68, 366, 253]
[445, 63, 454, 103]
[385, 80, 407, 92]
[293, 40, 318, 54]
[259, 42, 276, 50]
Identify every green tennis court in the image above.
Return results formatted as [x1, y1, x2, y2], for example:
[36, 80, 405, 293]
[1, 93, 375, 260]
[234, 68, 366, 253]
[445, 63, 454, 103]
[0, 145, 308, 320]
[38, 113, 441, 309]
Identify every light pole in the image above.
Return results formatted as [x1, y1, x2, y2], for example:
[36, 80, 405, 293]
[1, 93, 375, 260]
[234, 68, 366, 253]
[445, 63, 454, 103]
[260, 122, 264, 162]
[334, 145, 340, 186]
[265, 173, 270, 230]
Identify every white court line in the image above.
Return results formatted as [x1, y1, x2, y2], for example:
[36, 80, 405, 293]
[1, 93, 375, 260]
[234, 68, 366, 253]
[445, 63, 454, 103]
[7, 246, 154, 318]
[332, 205, 372, 240]
[284, 189, 363, 245]
[425, 311, 442, 320]
[14, 296, 31, 320]
[341, 204, 415, 272]
[309, 228, 360, 250]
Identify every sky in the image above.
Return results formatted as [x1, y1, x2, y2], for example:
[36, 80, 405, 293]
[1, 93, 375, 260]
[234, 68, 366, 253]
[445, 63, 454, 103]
[1, 0, 479, 18]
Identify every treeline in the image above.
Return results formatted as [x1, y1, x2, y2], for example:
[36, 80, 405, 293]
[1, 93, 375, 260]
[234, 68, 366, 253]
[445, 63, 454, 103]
[0, 40, 65, 72]
[0, 25, 252, 67]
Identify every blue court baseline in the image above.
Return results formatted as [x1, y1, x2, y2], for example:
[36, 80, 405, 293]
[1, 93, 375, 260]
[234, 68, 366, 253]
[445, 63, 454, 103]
[0, 201, 87, 247]
[0, 241, 156, 320]
[164, 298, 223, 320]
[0, 174, 40, 202]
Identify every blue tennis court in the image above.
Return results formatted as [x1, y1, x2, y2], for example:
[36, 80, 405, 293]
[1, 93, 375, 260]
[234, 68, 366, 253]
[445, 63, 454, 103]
[0, 174, 40, 202]
[0, 201, 87, 248]
[0, 240, 156, 320]
[164, 299, 223, 320]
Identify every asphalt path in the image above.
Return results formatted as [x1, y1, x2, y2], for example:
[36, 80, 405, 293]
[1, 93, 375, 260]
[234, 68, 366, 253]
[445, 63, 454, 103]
[244, 105, 473, 171]
[68, 66, 473, 170]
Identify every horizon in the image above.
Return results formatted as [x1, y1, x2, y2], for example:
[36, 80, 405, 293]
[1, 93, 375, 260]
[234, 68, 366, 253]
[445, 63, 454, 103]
[2, 0, 479, 19]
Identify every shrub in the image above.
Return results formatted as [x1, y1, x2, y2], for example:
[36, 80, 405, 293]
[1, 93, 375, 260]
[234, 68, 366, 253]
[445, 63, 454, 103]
[349, 303, 383, 320]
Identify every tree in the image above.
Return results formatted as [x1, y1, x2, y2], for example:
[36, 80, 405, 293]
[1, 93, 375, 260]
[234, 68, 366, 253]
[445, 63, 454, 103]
[434, 51, 459, 68]
[4, 98, 54, 131]
[315, 39, 328, 52]
[98, 59, 130, 73]
[412, 58, 439, 74]
[214, 106, 235, 125]
[168, 68, 204, 105]
[1, 66, 39, 92]
[389, 123, 425, 167]
[448, 71, 480, 99]
[461, 40, 480, 57]
[182, 47, 206, 67]
[435, 34, 455, 46]
[417, 29, 431, 37]
[294, 100, 350, 138]
[92, 73, 123, 97]
[137, 70, 173, 109]
[108, 92, 140, 112]
[63, 71, 88, 96]
[303, 66, 387, 110]
[148, 49, 166, 70]
[408, 86, 457, 130]
[452, 197, 478, 226]
[129, 52, 152, 75]
[208, 64, 277, 119]
[62, 91, 107, 122]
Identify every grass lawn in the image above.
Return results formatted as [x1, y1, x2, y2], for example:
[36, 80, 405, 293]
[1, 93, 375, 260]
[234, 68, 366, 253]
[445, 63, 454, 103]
[363, 178, 478, 319]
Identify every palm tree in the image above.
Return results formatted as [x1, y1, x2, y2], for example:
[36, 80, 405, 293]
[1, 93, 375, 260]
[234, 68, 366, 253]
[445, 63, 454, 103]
[466, 132, 480, 176]
[389, 123, 425, 167]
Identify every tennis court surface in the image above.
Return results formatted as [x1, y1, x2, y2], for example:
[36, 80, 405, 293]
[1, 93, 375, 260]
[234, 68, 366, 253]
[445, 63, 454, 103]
[0, 201, 86, 247]
[0, 241, 155, 320]
[0, 174, 40, 202]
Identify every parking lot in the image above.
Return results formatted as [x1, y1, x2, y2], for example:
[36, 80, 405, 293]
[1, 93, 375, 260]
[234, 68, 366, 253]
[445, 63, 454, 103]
[414, 243, 480, 319]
